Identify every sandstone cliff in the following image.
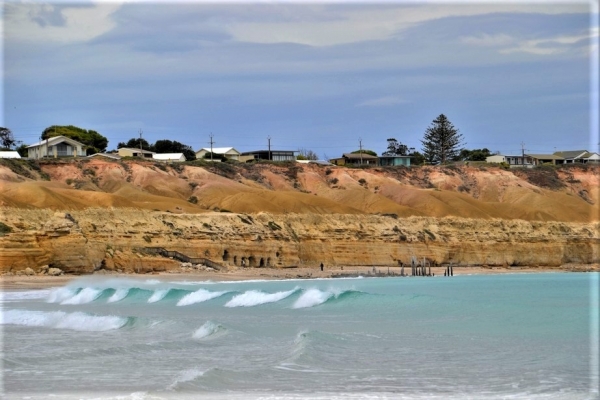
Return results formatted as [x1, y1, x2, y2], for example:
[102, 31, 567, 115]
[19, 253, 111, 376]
[0, 159, 598, 274]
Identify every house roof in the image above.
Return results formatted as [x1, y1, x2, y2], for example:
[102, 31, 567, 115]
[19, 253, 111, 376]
[27, 135, 84, 148]
[153, 153, 185, 160]
[88, 153, 121, 160]
[241, 150, 295, 154]
[196, 147, 240, 155]
[526, 154, 564, 160]
[0, 151, 22, 159]
[379, 155, 412, 158]
[581, 151, 600, 158]
[553, 150, 587, 159]
[118, 147, 155, 154]
[342, 153, 378, 160]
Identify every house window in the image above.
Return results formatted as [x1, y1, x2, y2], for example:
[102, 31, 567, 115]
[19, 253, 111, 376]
[57, 143, 70, 156]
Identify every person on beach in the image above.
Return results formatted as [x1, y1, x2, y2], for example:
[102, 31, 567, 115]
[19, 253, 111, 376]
[320, 263, 324, 271]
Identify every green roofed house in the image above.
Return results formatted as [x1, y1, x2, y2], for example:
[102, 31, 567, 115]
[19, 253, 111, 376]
[525, 154, 565, 166]
[27, 135, 86, 159]
[548, 150, 600, 164]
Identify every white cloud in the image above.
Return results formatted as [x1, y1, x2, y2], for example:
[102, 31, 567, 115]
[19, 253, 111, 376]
[357, 96, 408, 107]
[500, 30, 594, 55]
[460, 33, 515, 47]
[4, 2, 122, 43]
[227, 3, 587, 47]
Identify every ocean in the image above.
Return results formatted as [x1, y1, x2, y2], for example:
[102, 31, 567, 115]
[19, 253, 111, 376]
[1, 273, 598, 399]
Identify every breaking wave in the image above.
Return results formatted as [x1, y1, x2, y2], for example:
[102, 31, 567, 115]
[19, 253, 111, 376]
[292, 288, 360, 309]
[1, 309, 129, 332]
[167, 368, 207, 391]
[47, 287, 79, 303]
[61, 288, 103, 305]
[147, 289, 171, 303]
[225, 288, 299, 307]
[107, 288, 130, 303]
[192, 320, 225, 340]
[177, 289, 229, 306]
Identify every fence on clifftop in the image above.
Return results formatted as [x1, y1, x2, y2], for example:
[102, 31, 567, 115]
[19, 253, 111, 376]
[138, 247, 224, 270]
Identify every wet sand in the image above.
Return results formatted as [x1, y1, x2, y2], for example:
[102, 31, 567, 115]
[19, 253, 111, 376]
[2, 264, 597, 290]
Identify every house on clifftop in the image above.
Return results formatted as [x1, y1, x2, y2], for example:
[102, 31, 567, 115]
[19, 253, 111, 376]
[27, 136, 86, 159]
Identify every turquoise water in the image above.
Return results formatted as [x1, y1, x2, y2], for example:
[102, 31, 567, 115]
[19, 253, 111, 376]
[1, 273, 598, 399]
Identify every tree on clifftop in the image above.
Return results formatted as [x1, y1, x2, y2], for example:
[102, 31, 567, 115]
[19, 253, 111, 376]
[42, 125, 108, 154]
[421, 114, 464, 164]
[0, 127, 15, 149]
[382, 138, 411, 156]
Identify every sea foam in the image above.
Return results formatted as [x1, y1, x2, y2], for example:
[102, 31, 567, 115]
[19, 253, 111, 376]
[1, 309, 128, 331]
[0, 290, 50, 304]
[177, 289, 228, 306]
[61, 288, 103, 305]
[224, 288, 298, 307]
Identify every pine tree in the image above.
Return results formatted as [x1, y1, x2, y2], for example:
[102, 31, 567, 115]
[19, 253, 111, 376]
[421, 114, 464, 164]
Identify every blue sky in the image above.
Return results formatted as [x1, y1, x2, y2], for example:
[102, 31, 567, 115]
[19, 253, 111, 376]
[2, 1, 599, 157]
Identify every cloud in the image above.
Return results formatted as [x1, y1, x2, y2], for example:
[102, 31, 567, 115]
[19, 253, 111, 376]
[3, 2, 122, 43]
[499, 30, 594, 55]
[460, 33, 514, 47]
[226, 3, 587, 47]
[357, 96, 408, 107]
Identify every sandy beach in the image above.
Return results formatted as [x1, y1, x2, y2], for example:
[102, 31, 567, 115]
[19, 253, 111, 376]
[2, 263, 597, 290]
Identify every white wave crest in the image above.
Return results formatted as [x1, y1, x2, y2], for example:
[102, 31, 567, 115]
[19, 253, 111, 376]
[192, 321, 224, 340]
[1, 309, 128, 331]
[177, 289, 228, 306]
[46, 287, 78, 303]
[292, 288, 340, 309]
[167, 368, 206, 390]
[224, 288, 298, 308]
[107, 288, 130, 303]
[0, 290, 50, 303]
[61, 288, 103, 305]
[147, 289, 170, 303]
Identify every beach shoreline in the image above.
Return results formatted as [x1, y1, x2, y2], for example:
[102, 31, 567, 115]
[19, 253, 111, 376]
[1, 263, 597, 290]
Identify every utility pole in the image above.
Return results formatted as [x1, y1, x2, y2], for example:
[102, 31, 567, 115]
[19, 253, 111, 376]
[521, 141, 526, 165]
[359, 137, 363, 165]
[139, 129, 143, 157]
[209, 133, 215, 162]
[268, 136, 271, 161]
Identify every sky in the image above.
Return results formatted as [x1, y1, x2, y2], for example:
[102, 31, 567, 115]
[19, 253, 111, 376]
[2, 1, 599, 158]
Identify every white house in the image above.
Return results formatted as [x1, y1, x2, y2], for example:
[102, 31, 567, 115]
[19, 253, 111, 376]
[117, 147, 155, 158]
[195, 147, 241, 161]
[27, 136, 86, 159]
[153, 153, 186, 162]
[0, 151, 22, 159]
[486, 154, 534, 167]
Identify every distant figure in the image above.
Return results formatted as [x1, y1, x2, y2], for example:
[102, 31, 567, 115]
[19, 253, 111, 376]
[320, 263, 324, 271]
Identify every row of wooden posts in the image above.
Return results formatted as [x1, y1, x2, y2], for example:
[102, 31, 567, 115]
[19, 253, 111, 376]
[397, 257, 454, 277]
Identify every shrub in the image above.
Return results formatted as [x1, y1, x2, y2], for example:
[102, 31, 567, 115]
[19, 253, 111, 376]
[188, 196, 198, 204]
[329, 177, 339, 185]
[0, 221, 13, 236]
[358, 178, 367, 185]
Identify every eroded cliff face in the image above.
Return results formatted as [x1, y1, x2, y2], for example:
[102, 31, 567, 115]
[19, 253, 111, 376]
[1, 208, 598, 275]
